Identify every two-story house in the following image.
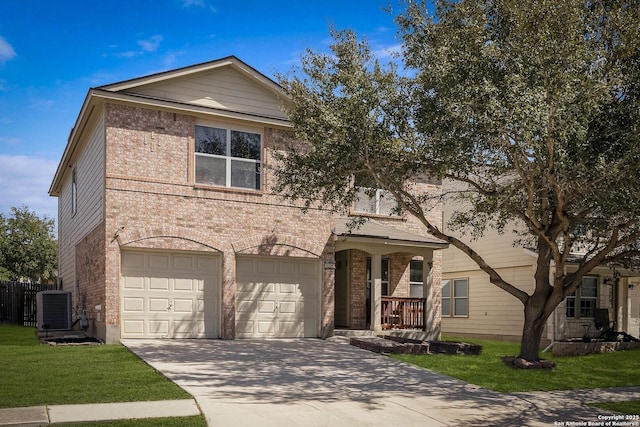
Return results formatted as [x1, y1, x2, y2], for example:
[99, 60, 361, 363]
[49, 56, 447, 344]
[440, 186, 640, 343]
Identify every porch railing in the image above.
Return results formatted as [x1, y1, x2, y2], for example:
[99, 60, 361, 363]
[381, 297, 426, 330]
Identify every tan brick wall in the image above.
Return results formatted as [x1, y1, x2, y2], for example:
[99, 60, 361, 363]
[63, 101, 446, 342]
[74, 221, 106, 337]
[105, 104, 193, 183]
[102, 102, 336, 340]
[349, 250, 368, 329]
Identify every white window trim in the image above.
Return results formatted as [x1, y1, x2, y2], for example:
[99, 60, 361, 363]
[567, 276, 599, 319]
[354, 186, 399, 216]
[194, 121, 263, 190]
[409, 260, 424, 298]
[442, 278, 469, 318]
[366, 256, 390, 296]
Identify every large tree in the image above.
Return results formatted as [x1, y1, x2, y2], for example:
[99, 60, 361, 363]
[274, 0, 640, 362]
[0, 206, 57, 283]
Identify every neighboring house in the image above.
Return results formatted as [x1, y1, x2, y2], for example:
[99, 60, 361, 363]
[49, 56, 447, 344]
[440, 188, 640, 342]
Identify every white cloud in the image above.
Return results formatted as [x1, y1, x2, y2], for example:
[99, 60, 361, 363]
[116, 50, 138, 58]
[180, 0, 217, 12]
[111, 35, 164, 58]
[374, 44, 402, 60]
[138, 35, 163, 52]
[29, 98, 55, 110]
[0, 155, 58, 222]
[162, 51, 184, 68]
[181, 0, 205, 6]
[0, 36, 16, 64]
[0, 136, 20, 145]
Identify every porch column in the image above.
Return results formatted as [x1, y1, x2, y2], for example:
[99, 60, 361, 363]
[422, 251, 437, 340]
[371, 254, 382, 332]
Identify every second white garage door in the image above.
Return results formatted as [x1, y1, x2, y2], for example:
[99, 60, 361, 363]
[120, 250, 220, 339]
[236, 256, 320, 338]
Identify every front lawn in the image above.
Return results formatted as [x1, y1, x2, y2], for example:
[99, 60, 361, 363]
[54, 416, 207, 427]
[0, 325, 192, 409]
[392, 336, 640, 393]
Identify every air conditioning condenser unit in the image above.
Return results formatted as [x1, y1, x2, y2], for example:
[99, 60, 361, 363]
[37, 291, 72, 331]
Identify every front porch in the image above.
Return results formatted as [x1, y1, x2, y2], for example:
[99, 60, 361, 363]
[333, 219, 448, 340]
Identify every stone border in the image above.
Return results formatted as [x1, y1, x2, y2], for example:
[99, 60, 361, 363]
[551, 340, 640, 356]
[349, 335, 482, 355]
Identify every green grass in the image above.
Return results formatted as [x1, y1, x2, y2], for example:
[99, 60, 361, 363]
[0, 325, 192, 409]
[590, 401, 640, 415]
[54, 416, 208, 427]
[391, 336, 640, 393]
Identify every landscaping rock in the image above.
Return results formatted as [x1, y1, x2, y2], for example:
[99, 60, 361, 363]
[429, 341, 482, 355]
[382, 335, 424, 345]
[349, 337, 481, 356]
[503, 356, 556, 370]
[551, 340, 640, 356]
[350, 337, 403, 353]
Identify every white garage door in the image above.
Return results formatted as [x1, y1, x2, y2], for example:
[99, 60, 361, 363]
[120, 250, 220, 339]
[236, 256, 320, 338]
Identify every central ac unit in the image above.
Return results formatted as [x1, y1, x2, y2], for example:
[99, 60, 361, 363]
[37, 291, 72, 331]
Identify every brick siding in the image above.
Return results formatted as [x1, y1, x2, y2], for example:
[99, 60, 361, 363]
[65, 101, 443, 343]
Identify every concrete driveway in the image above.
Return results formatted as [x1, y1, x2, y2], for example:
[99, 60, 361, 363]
[123, 337, 634, 427]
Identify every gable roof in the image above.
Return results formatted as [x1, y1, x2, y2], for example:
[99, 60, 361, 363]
[49, 56, 291, 196]
[97, 55, 282, 94]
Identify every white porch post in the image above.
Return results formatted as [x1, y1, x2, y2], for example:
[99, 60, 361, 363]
[422, 251, 435, 340]
[371, 254, 382, 333]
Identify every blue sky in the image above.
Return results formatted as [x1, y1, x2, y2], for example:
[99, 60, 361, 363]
[0, 0, 403, 224]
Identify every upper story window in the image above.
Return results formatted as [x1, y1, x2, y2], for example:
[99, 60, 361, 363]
[353, 176, 399, 216]
[195, 124, 262, 190]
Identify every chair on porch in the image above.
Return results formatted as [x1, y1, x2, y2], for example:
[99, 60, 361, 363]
[594, 308, 617, 341]
[594, 308, 640, 342]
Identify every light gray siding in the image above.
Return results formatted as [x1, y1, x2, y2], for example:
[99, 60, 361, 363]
[442, 265, 534, 338]
[57, 110, 106, 290]
[131, 67, 286, 119]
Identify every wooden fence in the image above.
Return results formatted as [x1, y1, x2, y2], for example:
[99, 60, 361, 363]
[0, 281, 57, 327]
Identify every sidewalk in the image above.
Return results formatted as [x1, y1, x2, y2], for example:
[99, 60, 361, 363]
[0, 399, 200, 426]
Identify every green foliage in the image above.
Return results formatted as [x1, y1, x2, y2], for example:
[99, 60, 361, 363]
[276, 0, 640, 360]
[0, 206, 57, 283]
[397, 0, 640, 257]
[274, 27, 426, 214]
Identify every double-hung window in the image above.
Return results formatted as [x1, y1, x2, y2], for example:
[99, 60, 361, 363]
[442, 278, 468, 317]
[409, 260, 424, 298]
[195, 124, 262, 190]
[566, 276, 598, 318]
[353, 176, 398, 216]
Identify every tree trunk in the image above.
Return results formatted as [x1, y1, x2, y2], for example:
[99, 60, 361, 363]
[519, 301, 548, 362]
